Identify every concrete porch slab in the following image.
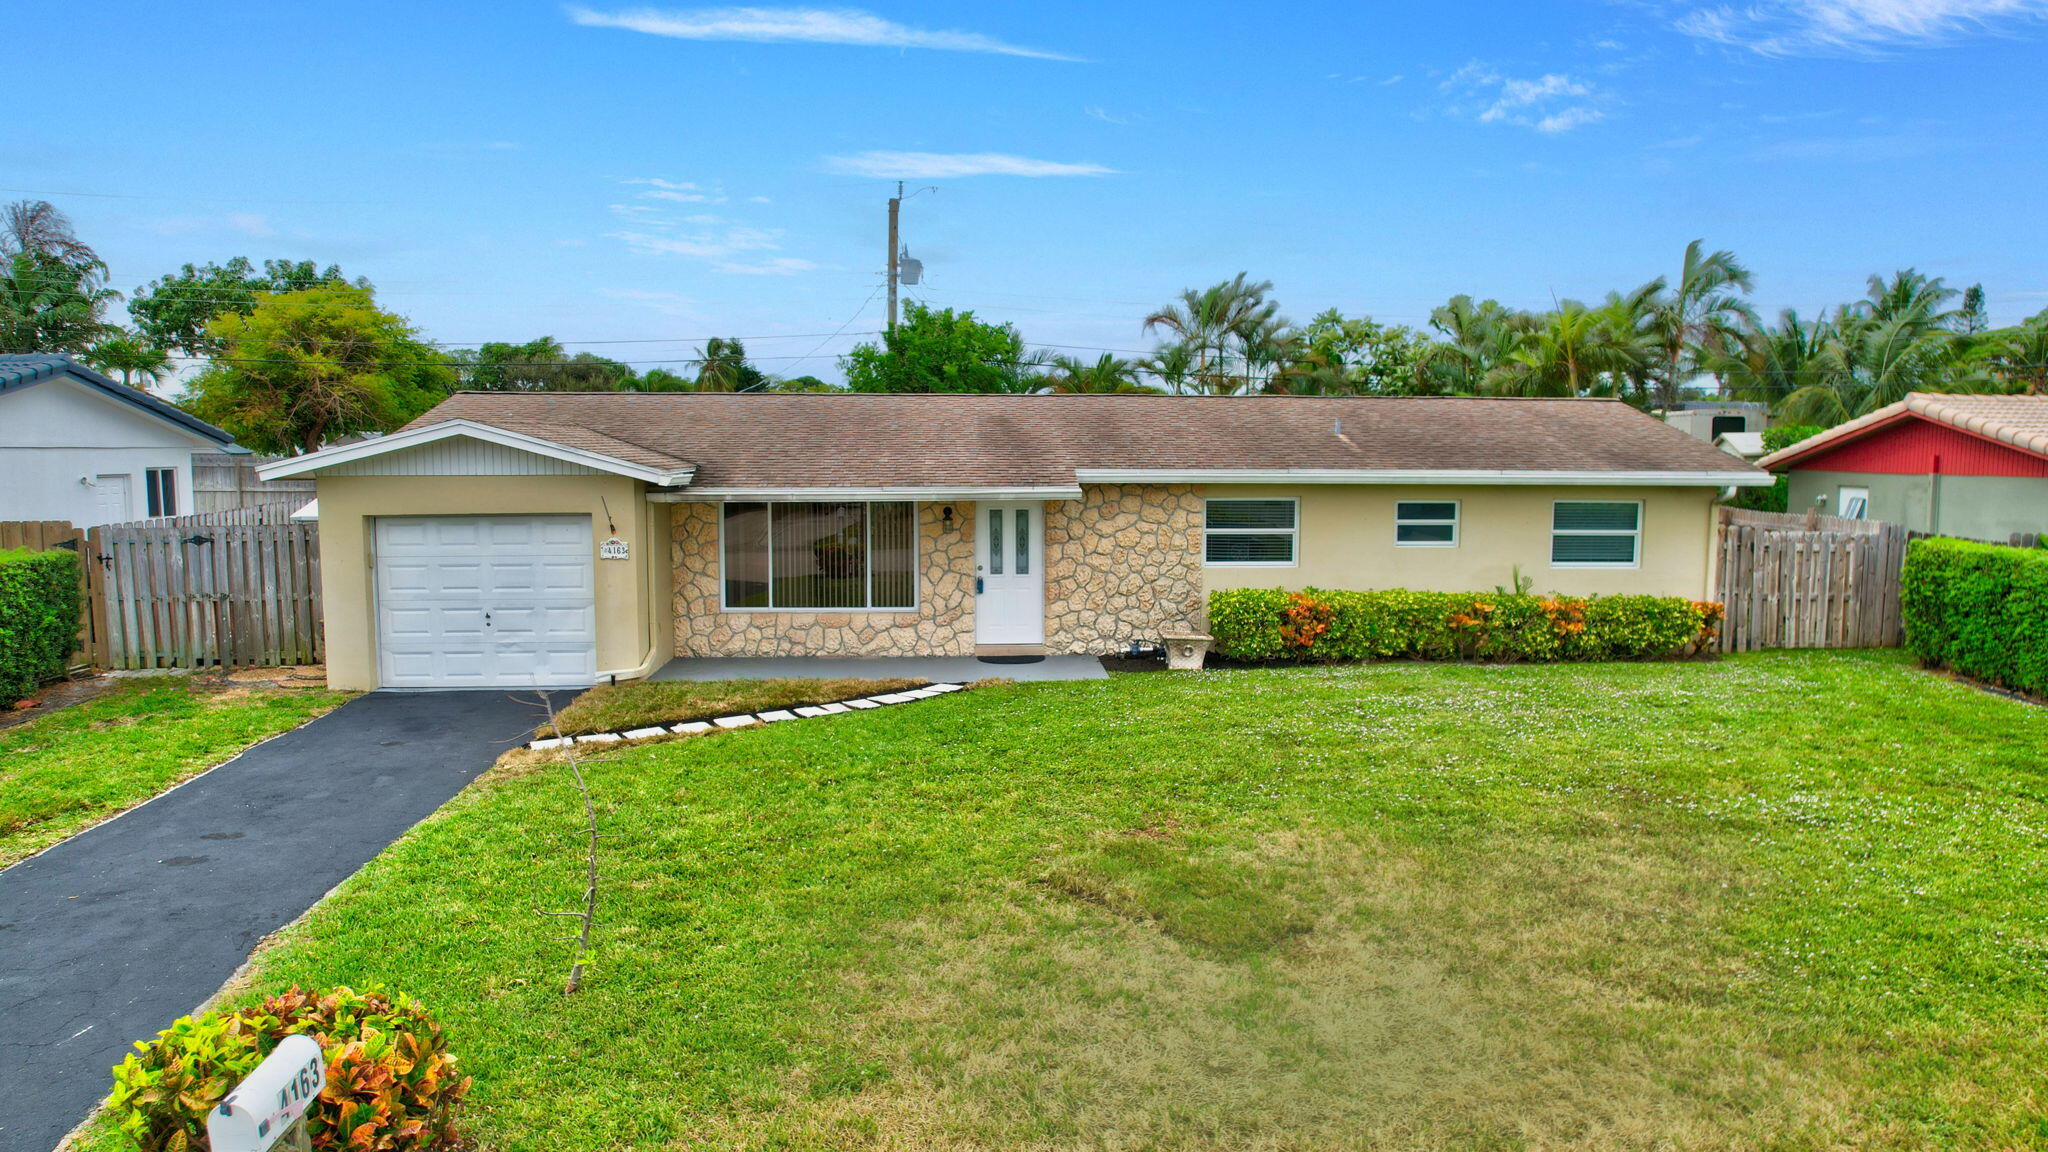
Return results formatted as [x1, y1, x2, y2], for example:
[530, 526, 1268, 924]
[650, 655, 1107, 683]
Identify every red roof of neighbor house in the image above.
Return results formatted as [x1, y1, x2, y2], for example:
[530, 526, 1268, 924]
[1759, 393, 2048, 474]
[396, 392, 1765, 490]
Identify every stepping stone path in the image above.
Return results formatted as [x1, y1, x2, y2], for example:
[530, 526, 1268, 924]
[526, 683, 969, 751]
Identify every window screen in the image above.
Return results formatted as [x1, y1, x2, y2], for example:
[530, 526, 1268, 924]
[1204, 499, 1297, 565]
[1551, 501, 1641, 566]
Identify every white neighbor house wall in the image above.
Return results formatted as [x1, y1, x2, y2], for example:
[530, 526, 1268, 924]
[0, 375, 220, 526]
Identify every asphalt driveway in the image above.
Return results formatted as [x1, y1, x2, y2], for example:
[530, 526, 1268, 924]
[0, 690, 549, 1152]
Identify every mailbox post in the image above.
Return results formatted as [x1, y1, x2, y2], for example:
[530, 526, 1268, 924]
[207, 1034, 325, 1152]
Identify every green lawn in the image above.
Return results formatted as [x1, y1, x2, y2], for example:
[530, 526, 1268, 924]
[540, 677, 929, 737]
[93, 652, 2048, 1150]
[0, 678, 351, 867]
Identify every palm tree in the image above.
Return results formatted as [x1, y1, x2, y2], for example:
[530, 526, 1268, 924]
[1979, 310, 2048, 395]
[1415, 295, 1528, 394]
[1653, 239, 1756, 408]
[1715, 309, 1836, 410]
[83, 332, 173, 388]
[1036, 353, 1158, 394]
[1594, 280, 1666, 405]
[1143, 273, 1288, 394]
[1, 200, 102, 269]
[1485, 300, 1626, 397]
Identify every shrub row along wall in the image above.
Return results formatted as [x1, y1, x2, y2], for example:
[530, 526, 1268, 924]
[1209, 588, 1719, 663]
[0, 548, 81, 704]
[1901, 538, 2048, 698]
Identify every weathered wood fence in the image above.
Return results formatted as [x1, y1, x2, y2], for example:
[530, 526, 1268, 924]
[0, 508, 322, 670]
[1715, 507, 1908, 652]
[192, 452, 316, 514]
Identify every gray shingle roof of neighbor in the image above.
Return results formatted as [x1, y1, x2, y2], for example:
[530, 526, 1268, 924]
[0, 353, 239, 447]
[399, 391, 1770, 489]
[1759, 391, 2048, 469]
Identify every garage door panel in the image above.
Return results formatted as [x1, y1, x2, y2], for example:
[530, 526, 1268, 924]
[375, 514, 597, 689]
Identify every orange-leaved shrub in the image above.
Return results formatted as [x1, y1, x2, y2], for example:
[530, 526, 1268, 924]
[1209, 587, 1716, 663]
[104, 986, 470, 1152]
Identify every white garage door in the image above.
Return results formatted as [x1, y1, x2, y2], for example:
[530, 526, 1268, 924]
[374, 515, 597, 688]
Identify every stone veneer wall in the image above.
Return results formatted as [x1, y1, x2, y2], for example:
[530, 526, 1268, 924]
[1043, 484, 1205, 654]
[670, 501, 976, 657]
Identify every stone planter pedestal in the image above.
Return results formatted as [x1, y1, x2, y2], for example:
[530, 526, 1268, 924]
[1160, 632, 1214, 671]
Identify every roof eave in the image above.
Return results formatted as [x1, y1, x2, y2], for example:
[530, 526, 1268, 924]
[256, 419, 695, 485]
[1073, 468, 1776, 487]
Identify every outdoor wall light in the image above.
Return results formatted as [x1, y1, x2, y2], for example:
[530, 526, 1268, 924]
[941, 505, 955, 530]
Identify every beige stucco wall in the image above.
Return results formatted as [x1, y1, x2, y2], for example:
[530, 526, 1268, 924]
[1044, 484, 1206, 653]
[1199, 484, 1722, 602]
[314, 474, 665, 690]
[669, 501, 977, 656]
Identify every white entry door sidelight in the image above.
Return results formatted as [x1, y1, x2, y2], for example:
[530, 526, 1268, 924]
[975, 502, 1044, 646]
[373, 514, 597, 688]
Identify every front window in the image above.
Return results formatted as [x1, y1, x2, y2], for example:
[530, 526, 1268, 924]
[1395, 500, 1459, 547]
[1551, 501, 1641, 568]
[145, 468, 177, 518]
[1837, 486, 1870, 520]
[1204, 499, 1297, 566]
[722, 501, 916, 610]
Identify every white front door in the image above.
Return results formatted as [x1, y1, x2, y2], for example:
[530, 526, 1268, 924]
[374, 514, 597, 688]
[94, 474, 133, 525]
[975, 502, 1044, 646]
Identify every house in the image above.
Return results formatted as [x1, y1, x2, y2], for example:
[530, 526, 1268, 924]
[1759, 392, 2048, 539]
[1659, 400, 1768, 444]
[1713, 431, 1767, 461]
[0, 354, 241, 527]
[260, 393, 1770, 690]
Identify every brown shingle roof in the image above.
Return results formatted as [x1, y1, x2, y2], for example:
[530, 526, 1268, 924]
[1759, 392, 2048, 470]
[402, 392, 1764, 489]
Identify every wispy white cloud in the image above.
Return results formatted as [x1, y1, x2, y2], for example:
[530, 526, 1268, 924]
[822, 150, 1116, 178]
[608, 225, 783, 258]
[1676, 0, 2048, 55]
[566, 5, 1084, 61]
[714, 256, 820, 275]
[226, 212, 277, 238]
[1441, 63, 1607, 133]
[1084, 105, 1136, 125]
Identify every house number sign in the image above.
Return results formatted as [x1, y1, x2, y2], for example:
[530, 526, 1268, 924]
[599, 537, 630, 560]
[207, 1033, 325, 1152]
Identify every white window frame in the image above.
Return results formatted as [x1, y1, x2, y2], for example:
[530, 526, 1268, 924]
[1203, 497, 1299, 568]
[718, 500, 921, 613]
[144, 467, 178, 518]
[1394, 499, 1460, 548]
[1837, 486, 1870, 520]
[1550, 499, 1643, 570]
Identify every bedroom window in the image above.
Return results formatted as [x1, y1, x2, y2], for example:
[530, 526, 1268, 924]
[721, 501, 917, 610]
[144, 468, 178, 518]
[1394, 500, 1459, 547]
[1204, 499, 1297, 566]
[1551, 501, 1641, 568]
[1837, 486, 1870, 520]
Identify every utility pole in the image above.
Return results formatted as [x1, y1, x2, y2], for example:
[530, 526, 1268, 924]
[886, 181, 902, 333]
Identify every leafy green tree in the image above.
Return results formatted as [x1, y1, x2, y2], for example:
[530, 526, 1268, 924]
[1035, 353, 1158, 394]
[1716, 309, 1836, 408]
[129, 258, 366, 357]
[1275, 309, 1431, 394]
[766, 374, 839, 393]
[1486, 300, 1630, 397]
[1727, 423, 1826, 512]
[1415, 295, 1530, 394]
[179, 284, 452, 453]
[450, 337, 636, 391]
[83, 332, 173, 388]
[1979, 308, 2048, 395]
[842, 303, 1038, 393]
[1653, 239, 1756, 408]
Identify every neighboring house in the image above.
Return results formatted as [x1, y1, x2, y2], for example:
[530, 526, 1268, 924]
[1713, 431, 1767, 462]
[0, 354, 241, 527]
[261, 393, 1770, 691]
[1660, 401, 1769, 444]
[1760, 392, 2048, 540]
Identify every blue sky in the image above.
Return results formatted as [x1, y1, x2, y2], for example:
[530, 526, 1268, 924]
[9, 1, 2048, 382]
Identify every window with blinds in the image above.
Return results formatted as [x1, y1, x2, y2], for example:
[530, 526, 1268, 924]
[721, 501, 917, 609]
[1204, 499, 1298, 565]
[1394, 500, 1459, 547]
[1550, 501, 1641, 567]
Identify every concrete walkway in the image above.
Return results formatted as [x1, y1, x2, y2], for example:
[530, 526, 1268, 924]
[0, 691, 546, 1152]
[651, 654, 1108, 682]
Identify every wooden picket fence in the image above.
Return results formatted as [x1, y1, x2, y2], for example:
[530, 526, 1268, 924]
[1715, 507, 1908, 652]
[0, 510, 322, 671]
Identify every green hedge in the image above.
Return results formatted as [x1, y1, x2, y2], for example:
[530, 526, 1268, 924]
[0, 547, 82, 705]
[1901, 537, 2048, 698]
[1208, 587, 1718, 664]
